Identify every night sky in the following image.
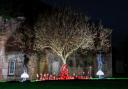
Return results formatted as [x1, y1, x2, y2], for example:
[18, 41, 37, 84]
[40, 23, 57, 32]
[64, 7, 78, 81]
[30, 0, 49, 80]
[41, 0, 128, 76]
[0, 0, 128, 76]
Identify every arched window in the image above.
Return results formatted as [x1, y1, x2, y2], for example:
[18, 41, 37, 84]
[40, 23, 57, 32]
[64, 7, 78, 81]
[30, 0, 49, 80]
[8, 60, 16, 75]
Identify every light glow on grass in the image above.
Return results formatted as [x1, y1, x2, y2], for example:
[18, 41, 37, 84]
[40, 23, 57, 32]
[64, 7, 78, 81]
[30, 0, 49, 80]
[90, 77, 128, 80]
[1, 77, 128, 82]
[106, 78, 128, 80]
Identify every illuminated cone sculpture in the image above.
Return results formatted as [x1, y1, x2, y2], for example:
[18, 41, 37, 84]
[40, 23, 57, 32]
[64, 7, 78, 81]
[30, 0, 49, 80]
[96, 50, 104, 79]
[21, 70, 29, 82]
[60, 64, 69, 80]
[96, 69, 104, 79]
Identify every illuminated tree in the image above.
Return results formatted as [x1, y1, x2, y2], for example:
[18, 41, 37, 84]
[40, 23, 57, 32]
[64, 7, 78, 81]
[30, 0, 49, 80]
[34, 9, 96, 64]
[99, 25, 112, 52]
[89, 23, 112, 52]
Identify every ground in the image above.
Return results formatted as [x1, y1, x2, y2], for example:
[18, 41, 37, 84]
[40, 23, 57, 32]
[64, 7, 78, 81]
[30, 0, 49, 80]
[0, 79, 128, 89]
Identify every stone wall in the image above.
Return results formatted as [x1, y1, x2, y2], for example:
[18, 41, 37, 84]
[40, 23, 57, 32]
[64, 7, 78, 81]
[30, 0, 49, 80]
[28, 54, 38, 80]
[6, 52, 24, 81]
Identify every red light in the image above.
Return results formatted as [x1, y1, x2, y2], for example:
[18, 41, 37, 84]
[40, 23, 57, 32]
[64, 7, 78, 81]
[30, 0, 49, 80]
[59, 64, 69, 80]
[36, 65, 93, 81]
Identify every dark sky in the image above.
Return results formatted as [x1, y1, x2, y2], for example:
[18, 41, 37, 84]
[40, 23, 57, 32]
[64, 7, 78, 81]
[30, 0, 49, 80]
[0, 0, 127, 74]
[41, 0, 128, 74]
[0, 0, 127, 48]
[42, 0, 128, 48]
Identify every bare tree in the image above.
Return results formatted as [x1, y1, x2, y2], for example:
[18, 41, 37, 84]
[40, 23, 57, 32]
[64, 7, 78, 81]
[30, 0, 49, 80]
[92, 23, 112, 53]
[12, 24, 35, 53]
[34, 9, 97, 64]
[99, 25, 112, 52]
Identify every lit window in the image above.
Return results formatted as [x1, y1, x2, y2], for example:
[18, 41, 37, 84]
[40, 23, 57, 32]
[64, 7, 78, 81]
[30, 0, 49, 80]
[8, 60, 15, 75]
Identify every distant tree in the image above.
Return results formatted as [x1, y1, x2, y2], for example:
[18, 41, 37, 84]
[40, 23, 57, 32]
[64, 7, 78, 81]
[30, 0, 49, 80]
[93, 23, 112, 52]
[12, 24, 35, 53]
[34, 9, 110, 64]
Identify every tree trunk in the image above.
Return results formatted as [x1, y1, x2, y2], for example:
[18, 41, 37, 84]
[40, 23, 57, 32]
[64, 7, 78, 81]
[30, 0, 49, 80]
[59, 57, 70, 79]
[62, 58, 66, 64]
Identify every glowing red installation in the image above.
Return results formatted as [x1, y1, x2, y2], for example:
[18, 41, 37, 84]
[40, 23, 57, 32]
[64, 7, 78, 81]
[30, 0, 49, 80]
[36, 65, 92, 81]
[59, 64, 69, 80]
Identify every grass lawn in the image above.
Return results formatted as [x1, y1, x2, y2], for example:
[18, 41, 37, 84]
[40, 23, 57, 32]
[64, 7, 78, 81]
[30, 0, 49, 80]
[0, 79, 128, 89]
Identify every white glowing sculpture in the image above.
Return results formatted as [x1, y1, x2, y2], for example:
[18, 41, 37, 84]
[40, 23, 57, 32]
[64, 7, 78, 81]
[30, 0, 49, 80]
[96, 50, 104, 79]
[96, 69, 104, 79]
[21, 70, 29, 82]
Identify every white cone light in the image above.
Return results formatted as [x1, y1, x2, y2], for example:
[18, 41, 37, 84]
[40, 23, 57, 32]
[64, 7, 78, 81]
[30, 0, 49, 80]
[21, 71, 29, 82]
[21, 71, 29, 78]
[96, 69, 104, 79]
[96, 70, 104, 76]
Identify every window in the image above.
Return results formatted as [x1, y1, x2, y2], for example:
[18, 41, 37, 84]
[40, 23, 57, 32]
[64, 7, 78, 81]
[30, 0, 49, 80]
[8, 60, 16, 75]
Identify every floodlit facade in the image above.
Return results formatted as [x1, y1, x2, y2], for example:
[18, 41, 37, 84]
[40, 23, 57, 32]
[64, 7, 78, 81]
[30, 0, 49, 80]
[0, 16, 112, 81]
[0, 33, 112, 81]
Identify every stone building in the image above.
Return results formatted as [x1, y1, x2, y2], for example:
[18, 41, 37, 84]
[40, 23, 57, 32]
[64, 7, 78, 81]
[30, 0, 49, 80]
[0, 34, 112, 81]
[0, 16, 112, 81]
